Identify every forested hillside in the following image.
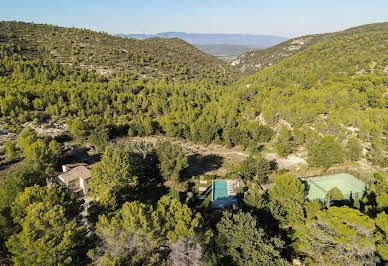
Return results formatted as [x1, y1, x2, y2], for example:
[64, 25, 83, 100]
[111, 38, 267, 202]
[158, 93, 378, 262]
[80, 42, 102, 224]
[219, 28, 388, 166]
[232, 22, 388, 74]
[0, 21, 240, 83]
[0, 22, 387, 167]
[0, 21, 387, 265]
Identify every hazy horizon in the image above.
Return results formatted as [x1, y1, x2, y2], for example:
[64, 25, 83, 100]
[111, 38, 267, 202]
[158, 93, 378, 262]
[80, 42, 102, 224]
[1, 0, 387, 38]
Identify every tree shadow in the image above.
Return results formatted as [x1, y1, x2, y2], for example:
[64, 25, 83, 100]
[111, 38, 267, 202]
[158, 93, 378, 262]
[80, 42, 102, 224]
[135, 184, 169, 205]
[187, 185, 212, 207]
[300, 179, 311, 199]
[61, 145, 101, 166]
[135, 152, 169, 205]
[185, 153, 224, 178]
[270, 159, 278, 171]
[0, 157, 23, 171]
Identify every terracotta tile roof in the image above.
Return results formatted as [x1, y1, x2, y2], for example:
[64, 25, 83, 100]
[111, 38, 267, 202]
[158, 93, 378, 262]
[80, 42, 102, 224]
[58, 166, 91, 183]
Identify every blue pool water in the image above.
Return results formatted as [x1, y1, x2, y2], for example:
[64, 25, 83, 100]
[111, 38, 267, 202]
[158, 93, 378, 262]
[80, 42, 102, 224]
[213, 181, 228, 200]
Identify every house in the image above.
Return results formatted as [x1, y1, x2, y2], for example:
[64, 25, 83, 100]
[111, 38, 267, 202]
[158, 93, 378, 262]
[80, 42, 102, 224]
[58, 164, 91, 196]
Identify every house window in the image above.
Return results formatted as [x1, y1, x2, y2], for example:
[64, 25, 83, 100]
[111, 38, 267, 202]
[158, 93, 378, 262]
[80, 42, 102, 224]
[70, 183, 76, 189]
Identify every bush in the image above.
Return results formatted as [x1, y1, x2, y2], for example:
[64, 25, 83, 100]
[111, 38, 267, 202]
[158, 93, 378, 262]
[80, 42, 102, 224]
[346, 137, 362, 161]
[275, 126, 294, 158]
[69, 117, 89, 139]
[156, 141, 188, 182]
[4, 140, 18, 160]
[325, 187, 344, 205]
[307, 136, 344, 170]
[239, 155, 271, 183]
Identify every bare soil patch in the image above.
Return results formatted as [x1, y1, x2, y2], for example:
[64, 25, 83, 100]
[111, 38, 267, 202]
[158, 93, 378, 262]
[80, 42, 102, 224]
[129, 136, 248, 176]
[128, 136, 309, 176]
[264, 149, 308, 170]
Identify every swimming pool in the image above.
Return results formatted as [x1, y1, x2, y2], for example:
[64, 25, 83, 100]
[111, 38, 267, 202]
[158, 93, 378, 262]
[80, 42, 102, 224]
[213, 181, 228, 201]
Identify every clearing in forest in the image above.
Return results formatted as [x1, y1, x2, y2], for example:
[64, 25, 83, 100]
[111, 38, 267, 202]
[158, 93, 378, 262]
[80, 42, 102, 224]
[127, 136, 309, 177]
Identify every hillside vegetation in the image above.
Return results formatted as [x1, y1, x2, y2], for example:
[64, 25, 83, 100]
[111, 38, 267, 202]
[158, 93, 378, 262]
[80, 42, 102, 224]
[0, 21, 387, 167]
[218, 28, 388, 166]
[0, 21, 240, 83]
[0, 20, 387, 265]
[231, 22, 388, 74]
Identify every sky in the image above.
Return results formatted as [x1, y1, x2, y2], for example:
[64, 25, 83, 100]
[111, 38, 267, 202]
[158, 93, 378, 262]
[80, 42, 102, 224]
[1, 0, 387, 37]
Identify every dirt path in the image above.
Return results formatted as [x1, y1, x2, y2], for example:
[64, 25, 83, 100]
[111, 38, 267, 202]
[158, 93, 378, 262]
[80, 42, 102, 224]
[129, 136, 248, 157]
[265, 149, 308, 170]
[129, 136, 248, 176]
[128, 136, 308, 176]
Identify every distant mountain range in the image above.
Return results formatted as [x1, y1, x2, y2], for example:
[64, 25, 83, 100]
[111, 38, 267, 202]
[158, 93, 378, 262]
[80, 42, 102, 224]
[117, 32, 287, 48]
[117, 32, 288, 61]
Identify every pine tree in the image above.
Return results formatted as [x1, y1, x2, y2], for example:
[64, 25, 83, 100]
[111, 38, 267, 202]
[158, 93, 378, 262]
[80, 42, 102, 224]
[353, 192, 360, 209]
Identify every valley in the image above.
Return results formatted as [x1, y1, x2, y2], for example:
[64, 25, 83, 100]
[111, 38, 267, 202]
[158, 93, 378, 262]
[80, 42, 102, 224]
[0, 20, 387, 265]
[118, 32, 288, 62]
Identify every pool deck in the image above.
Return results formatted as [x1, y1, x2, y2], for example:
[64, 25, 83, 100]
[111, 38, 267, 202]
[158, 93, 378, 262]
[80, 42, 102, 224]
[211, 180, 238, 208]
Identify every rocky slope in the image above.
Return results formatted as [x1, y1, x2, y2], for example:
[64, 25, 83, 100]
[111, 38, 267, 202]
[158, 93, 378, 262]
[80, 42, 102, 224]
[231, 22, 388, 74]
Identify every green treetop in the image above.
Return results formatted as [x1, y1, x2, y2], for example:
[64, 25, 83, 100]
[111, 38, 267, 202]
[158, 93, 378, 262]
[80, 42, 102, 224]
[89, 145, 141, 208]
[307, 135, 344, 170]
[90, 196, 207, 265]
[215, 210, 288, 265]
[269, 174, 305, 225]
[374, 211, 388, 261]
[239, 155, 271, 183]
[6, 185, 84, 265]
[275, 126, 294, 158]
[346, 136, 362, 161]
[11, 184, 81, 223]
[156, 141, 188, 182]
[6, 202, 85, 265]
[325, 187, 344, 206]
[297, 206, 380, 265]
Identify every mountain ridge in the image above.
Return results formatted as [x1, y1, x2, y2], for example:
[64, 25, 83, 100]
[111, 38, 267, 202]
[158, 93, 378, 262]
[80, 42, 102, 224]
[231, 22, 388, 74]
[0, 21, 241, 83]
[117, 32, 288, 48]
[118, 32, 288, 61]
